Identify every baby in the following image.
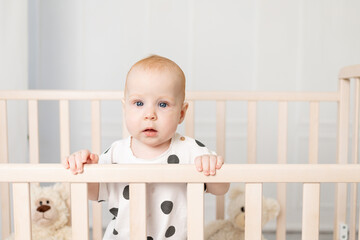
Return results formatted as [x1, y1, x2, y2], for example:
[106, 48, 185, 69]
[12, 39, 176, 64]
[63, 55, 230, 239]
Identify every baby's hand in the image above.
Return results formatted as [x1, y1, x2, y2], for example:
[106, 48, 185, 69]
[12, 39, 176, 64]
[62, 149, 99, 175]
[195, 155, 224, 176]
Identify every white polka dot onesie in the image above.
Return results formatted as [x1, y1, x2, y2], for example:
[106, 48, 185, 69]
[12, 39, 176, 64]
[98, 133, 214, 240]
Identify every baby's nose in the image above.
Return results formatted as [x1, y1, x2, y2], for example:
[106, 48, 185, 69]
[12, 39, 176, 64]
[144, 110, 157, 120]
[145, 114, 157, 120]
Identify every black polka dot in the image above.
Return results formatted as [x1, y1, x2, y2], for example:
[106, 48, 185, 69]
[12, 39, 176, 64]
[147, 237, 153, 240]
[167, 155, 179, 164]
[109, 208, 118, 217]
[113, 229, 118, 235]
[123, 185, 129, 200]
[161, 201, 173, 214]
[165, 226, 176, 238]
[98, 200, 105, 203]
[104, 147, 110, 154]
[195, 139, 205, 147]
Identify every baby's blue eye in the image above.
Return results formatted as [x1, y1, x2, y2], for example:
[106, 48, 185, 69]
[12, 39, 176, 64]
[159, 102, 167, 108]
[135, 101, 143, 107]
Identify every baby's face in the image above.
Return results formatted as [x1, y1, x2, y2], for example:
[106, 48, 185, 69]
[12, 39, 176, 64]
[123, 68, 187, 148]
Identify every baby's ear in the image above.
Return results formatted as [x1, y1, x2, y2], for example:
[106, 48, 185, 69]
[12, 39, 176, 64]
[179, 102, 189, 124]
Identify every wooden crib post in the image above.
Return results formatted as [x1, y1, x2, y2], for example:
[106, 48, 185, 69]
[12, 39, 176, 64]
[71, 183, 89, 239]
[130, 183, 147, 239]
[337, 65, 360, 240]
[334, 74, 351, 240]
[247, 101, 257, 164]
[277, 101, 287, 240]
[0, 100, 11, 239]
[91, 100, 103, 240]
[302, 183, 320, 240]
[244, 183, 262, 240]
[28, 100, 40, 164]
[59, 100, 70, 162]
[350, 78, 360, 240]
[309, 102, 319, 164]
[216, 101, 226, 220]
[13, 183, 32, 240]
[187, 183, 204, 240]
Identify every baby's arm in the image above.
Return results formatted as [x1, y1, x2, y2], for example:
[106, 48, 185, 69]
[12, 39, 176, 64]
[62, 149, 99, 201]
[194, 155, 230, 195]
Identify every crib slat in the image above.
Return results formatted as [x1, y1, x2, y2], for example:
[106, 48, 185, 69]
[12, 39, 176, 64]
[247, 101, 257, 163]
[216, 101, 226, 220]
[0, 100, 11, 239]
[28, 100, 39, 163]
[334, 78, 350, 237]
[71, 183, 89, 239]
[245, 183, 262, 240]
[185, 100, 194, 137]
[187, 183, 204, 240]
[216, 101, 226, 157]
[350, 78, 360, 240]
[13, 183, 31, 240]
[59, 100, 70, 161]
[302, 183, 320, 240]
[91, 100, 103, 240]
[277, 102, 287, 240]
[277, 102, 288, 164]
[309, 102, 319, 164]
[130, 183, 147, 239]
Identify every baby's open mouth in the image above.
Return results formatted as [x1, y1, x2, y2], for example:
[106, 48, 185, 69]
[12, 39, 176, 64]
[143, 128, 157, 136]
[143, 128, 157, 132]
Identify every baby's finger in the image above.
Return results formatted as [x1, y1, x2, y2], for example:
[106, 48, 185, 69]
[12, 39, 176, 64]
[68, 155, 77, 175]
[62, 157, 70, 169]
[209, 155, 217, 175]
[75, 152, 84, 173]
[194, 156, 203, 172]
[202, 155, 210, 176]
[80, 150, 91, 163]
[216, 156, 224, 169]
[89, 153, 99, 164]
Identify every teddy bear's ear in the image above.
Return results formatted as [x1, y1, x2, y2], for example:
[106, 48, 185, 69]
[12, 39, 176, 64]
[262, 197, 280, 223]
[30, 183, 41, 196]
[53, 183, 70, 201]
[228, 183, 245, 200]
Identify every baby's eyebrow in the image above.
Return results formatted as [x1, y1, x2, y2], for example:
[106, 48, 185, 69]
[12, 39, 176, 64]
[127, 94, 143, 100]
[157, 96, 176, 102]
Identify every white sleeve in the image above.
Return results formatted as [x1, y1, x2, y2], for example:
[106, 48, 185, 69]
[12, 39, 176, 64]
[97, 145, 114, 202]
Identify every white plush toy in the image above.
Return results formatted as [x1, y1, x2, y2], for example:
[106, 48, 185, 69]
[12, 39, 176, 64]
[205, 184, 280, 240]
[6, 183, 72, 240]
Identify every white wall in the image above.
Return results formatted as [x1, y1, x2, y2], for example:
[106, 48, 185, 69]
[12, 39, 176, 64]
[0, 2, 29, 163]
[0, 0, 28, 163]
[0, 0, 29, 235]
[3, 0, 360, 233]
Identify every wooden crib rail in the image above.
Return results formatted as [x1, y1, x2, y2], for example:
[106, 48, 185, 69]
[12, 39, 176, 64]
[2, 164, 360, 240]
[2, 164, 360, 183]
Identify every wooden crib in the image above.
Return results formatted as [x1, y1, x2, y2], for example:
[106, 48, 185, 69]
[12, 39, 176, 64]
[1, 64, 360, 240]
